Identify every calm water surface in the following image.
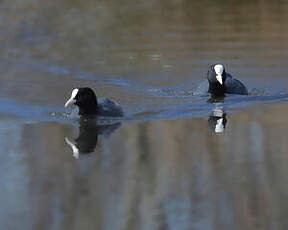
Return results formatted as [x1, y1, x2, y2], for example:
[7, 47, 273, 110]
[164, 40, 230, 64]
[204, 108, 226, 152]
[1, 0, 288, 229]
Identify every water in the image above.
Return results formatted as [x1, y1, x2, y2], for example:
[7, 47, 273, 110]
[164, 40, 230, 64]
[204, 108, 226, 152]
[1, 0, 288, 229]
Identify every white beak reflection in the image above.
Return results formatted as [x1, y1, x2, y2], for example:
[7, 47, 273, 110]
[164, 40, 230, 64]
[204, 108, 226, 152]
[208, 107, 227, 134]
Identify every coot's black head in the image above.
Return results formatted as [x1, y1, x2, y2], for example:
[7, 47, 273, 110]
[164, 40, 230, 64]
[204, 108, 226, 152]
[207, 64, 227, 97]
[65, 87, 98, 116]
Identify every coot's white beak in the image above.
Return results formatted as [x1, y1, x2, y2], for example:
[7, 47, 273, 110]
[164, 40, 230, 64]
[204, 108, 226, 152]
[216, 74, 223, 85]
[65, 98, 76, 107]
[65, 88, 78, 107]
[214, 64, 224, 85]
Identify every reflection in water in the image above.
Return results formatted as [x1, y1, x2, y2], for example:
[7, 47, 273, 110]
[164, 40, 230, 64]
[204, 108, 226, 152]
[65, 119, 121, 158]
[208, 107, 227, 133]
[3, 103, 288, 229]
[207, 97, 225, 103]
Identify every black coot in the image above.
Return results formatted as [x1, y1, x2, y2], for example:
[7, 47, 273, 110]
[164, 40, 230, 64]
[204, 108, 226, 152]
[65, 87, 123, 117]
[207, 64, 248, 97]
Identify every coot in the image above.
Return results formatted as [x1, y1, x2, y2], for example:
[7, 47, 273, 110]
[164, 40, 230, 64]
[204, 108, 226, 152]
[65, 87, 123, 117]
[207, 64, 248, 97]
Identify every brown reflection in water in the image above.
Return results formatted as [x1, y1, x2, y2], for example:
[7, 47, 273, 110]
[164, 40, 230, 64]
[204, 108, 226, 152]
[0, 103, 286, 229]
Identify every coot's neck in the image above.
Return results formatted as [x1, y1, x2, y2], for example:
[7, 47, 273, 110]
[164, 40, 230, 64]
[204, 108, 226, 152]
[78, 101, 98, 116]
[208, 83, 226, 98]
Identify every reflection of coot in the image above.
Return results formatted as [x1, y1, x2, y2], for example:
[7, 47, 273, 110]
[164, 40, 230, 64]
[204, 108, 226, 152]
[65, 119, 121, 158]
[208, 108, 227, 134]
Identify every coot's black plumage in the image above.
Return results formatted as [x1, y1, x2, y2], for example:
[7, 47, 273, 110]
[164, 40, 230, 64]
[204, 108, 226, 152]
[207, 64, 248, 97]
[65, 87, 123, 117]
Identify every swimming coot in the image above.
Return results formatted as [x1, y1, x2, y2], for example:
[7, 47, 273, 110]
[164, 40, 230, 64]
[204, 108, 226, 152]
[207, 64, 248, 97]
[65, 87, 123, 117]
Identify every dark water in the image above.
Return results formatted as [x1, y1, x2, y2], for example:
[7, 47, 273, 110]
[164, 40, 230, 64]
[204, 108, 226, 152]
[1, 0, 288, 229]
